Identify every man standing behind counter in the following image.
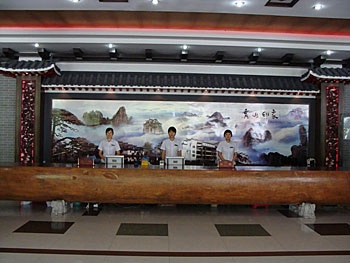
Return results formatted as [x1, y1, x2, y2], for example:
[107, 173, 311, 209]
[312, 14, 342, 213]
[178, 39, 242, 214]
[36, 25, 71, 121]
[161, 126, 183, 160]
[217, 129, 238, 167]
[98, 127, 121, 162]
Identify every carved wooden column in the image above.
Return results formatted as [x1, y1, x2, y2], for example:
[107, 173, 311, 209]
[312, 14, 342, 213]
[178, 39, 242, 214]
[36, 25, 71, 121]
[15, 75, 42, 165]
[1, 61, 60, 165]
[301, 68, 349, 169]
[323, 84, 340, 168]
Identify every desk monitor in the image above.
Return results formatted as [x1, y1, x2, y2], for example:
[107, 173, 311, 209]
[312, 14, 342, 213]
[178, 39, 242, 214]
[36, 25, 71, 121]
[105, 155, 124, 168]
[165, 157, 184, 170]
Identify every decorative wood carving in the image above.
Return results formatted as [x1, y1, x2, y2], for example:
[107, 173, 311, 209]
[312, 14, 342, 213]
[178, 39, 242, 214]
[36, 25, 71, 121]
[325, 85, 339, 168]
[19, 79, 37, 165]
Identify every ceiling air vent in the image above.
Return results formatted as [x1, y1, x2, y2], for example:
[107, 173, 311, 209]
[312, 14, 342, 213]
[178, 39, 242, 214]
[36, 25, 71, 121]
[265, 0, 299, 7]
[99, 0, 128, 2]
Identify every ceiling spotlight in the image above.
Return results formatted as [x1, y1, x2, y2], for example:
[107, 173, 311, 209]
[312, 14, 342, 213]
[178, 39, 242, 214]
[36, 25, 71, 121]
[73, 48, 84, 60]
[313, 3, 323, 10]
[313, 55, 327, 67]
[248, 52, 259, 64]
[108, 43, 113, 49]
[326, 50, 333, 56]
[215, 51, 224, 63]
[2, 48, 18, 59]
[109, 48, 119, 60]
[38, 48, 51, 60]
[152, 0, 159, 5]
[180, 50, 188, 62]
[256, 47, 262, 52]
[182, 44, 188, 50]
[233, 1, 246, 8]
[342, 58, 350, 68]
[34, 43, 40, 48]
[281, 53, 294, 65]
[70, 0, 81, 3]
[145, 49, 153, 61]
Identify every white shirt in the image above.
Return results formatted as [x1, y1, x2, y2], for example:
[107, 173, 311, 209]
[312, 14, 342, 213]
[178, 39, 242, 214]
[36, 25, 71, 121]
[217, 140, 237, 161]
[160, 138, 183, 158]
[98, 138, 121, 156]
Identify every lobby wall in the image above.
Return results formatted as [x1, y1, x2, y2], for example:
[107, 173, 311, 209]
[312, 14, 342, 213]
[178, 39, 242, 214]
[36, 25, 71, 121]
[343, 85, 350, 168]
[0, 73, 349, 168]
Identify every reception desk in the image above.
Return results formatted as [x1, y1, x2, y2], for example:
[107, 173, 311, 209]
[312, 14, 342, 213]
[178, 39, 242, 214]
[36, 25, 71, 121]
[0, 165, 349, 205]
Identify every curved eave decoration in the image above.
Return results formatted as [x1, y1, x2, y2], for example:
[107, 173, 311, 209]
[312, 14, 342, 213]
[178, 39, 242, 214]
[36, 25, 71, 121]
[301, 67, 350, 84]
[42, 72, 319, 98]
[42, 85, 318, 98]
[0, 60, 61, 78]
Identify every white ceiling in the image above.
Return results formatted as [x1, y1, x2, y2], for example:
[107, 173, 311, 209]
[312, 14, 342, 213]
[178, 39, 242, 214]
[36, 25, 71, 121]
[1, 0, 349, 19]
[0, 0, 349, 74]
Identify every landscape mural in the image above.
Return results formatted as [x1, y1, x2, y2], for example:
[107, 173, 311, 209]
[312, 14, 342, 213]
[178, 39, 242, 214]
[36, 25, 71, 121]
[51, 99, 309, 166]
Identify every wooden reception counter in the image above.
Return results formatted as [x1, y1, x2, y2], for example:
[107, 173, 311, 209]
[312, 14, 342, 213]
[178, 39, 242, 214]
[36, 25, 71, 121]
[0, 165, 349, 205]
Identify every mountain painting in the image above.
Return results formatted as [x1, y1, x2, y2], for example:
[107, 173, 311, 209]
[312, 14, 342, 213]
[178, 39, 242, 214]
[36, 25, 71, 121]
[51, 99, 309, 166]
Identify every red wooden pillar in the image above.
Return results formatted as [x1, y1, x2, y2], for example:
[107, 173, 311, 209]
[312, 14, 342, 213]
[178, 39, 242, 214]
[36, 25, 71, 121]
[324, 84, 340, 168]
[1, 61, 60, 165]
[301, 68, 349, 169]
[15, 75, 42, 165]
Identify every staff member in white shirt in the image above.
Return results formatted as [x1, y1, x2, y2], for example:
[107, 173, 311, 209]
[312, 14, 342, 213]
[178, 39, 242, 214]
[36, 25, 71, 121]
[98, 127, 121, 162]
[161, 126, 183, 160]
[217, 129, 238, 166]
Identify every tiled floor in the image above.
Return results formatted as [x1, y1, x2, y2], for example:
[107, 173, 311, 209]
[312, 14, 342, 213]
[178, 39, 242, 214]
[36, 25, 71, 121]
[0, 201, 349, 262]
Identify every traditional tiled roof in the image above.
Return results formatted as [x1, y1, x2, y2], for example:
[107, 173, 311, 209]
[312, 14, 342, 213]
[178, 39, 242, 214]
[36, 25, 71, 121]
[0, 60, 61, 78]
[42, 71, 318, 98]
[301, 67, 350, 84]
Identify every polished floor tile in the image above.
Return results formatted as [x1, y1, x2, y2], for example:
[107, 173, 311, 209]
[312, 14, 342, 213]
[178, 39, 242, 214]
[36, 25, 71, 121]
[116, 223, 168, 236]
[306, 223, 350, 235]
[215, 224, 271, 236]
[82, 208, 101, 216]
[278, 209, 301, 218]
[13, 220, 74, 234]
[1, 201, 350, 263]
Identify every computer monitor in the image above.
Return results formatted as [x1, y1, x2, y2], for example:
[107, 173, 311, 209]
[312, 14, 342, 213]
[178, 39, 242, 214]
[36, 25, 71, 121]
[105, 155, 124, 168]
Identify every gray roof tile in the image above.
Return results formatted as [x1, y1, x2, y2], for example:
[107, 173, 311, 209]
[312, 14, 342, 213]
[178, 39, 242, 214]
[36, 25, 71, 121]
[42, 71, 317, 91]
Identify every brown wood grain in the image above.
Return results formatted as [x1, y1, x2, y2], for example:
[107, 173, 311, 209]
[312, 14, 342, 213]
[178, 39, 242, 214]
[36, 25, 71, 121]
[0, 11, 349, 35]
[0, 166, 349, 204]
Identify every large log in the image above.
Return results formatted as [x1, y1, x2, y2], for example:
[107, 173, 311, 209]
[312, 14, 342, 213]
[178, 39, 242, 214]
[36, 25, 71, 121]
[0, 166, 349, 204]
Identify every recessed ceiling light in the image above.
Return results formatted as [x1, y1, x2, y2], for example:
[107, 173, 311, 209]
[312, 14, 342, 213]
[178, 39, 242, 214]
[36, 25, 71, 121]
[70, 0, 81, 3]
[108, 43, 113, 49]
[182, 45, 188, 50]
[326, 50, 333, 56]
[34, 43, 40, 48]
[257, 48, 262, 52]
[233, 1, 246, 8]
[313, 3, 323, 10]
[152, 0, 159, 5]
